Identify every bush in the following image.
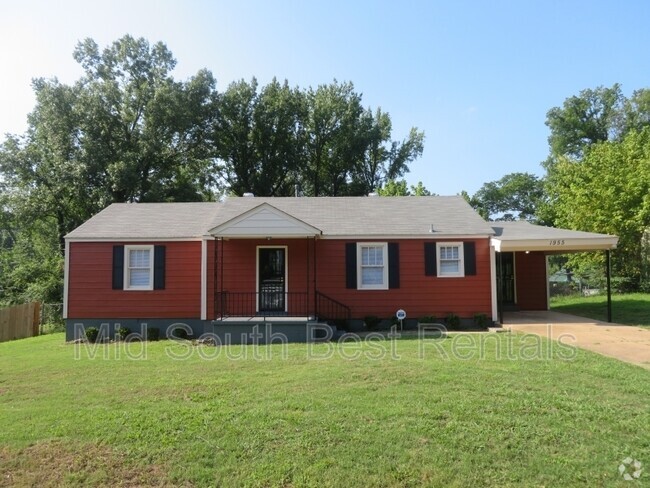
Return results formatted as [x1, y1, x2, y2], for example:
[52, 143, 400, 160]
[146, 328, 160, 341]
[445, 313, 460, 330]
[170, 327, 189, 340]
[473, 313, 489, 329]
[332, 319, 349, 331]
[85, 327, 99, 343]
[418, 315, 437, 324]
[117, 326, 131, 340]
[364, 315, 381, 330]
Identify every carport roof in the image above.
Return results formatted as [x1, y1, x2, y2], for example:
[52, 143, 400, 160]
[491, 221, 618, 252]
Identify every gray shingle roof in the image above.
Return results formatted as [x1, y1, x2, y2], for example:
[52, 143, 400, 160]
[212, 196, 494, 237]
[65, 196, 495, 240]
[491, 221, 616, 240]
[65, 202, 221, 239]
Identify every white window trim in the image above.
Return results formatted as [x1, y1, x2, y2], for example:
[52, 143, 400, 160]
[357, 242, 389, 290]
[124, 245, 154, 291]
[436, 242, 465, 278]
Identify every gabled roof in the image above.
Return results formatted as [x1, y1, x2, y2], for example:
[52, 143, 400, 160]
[491, 221, 618, 252]
[209, 203, 322, 237]
[65, 203, 220, 240]
[211, 196, 495, 237]
[65, 196, 496, 240]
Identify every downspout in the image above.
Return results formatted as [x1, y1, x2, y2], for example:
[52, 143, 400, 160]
[63, 239, 70, 319]
[606, 249, 612, 322]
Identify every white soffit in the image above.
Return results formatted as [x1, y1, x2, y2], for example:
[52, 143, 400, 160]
[209, 203, 322, 238]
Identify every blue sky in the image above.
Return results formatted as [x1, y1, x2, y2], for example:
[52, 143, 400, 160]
[1, 0, 649, 195]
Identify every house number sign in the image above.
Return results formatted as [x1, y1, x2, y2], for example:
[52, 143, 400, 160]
[549, 239, 566, 246]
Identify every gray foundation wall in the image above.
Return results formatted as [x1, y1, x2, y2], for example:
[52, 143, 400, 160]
[65, 319, 333, 344]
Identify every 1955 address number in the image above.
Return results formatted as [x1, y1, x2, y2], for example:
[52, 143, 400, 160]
[549, 239, 565, 246]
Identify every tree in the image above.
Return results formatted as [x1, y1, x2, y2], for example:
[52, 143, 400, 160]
[0, 35, 218, 304]
[464, 172, 544, 221]
[545, 128, 650, 289]
[302, 81, 365, 196]
[215, 78, 307, 196]
[378, 179, 432, 196]
[353, 108, 424, 194]
[545, 84, 624, 162]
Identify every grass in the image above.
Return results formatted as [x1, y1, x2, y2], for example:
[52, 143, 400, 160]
[0, 333, 649, 487]
[551, 292, 650, 327]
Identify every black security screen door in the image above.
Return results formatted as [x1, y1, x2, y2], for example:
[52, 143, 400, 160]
[498, 252, 516, 306]
[258, 248, 286, 312]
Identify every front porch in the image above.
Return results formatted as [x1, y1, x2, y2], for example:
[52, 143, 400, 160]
[213, 291, 351, 322]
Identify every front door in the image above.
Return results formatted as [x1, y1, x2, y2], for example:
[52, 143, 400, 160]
[498, 252, 516, 306]
[258, 247, 286, 313]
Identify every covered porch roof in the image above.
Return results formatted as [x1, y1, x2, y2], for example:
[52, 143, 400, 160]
[490, 221, 618, 253]
[209, 203, 322, 238]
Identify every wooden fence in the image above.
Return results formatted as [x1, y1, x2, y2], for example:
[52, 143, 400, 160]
[0, 302, 41, 343]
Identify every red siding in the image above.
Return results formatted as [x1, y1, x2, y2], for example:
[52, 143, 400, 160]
[68, 241, 202, 318]
[218, 239, 312, 315]
[218, 238, 491, 319]
[514, 251, 547, 310]
[314, 239, 492, 319]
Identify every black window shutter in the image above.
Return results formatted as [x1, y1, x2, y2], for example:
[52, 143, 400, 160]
[388, 243, 400, 289]
[154, 245, 166, 290]
[424, 242, 437, 276]
[464, 241, 476, 276]
[345, 243, 357, 289]
[112, 245, 124, 290]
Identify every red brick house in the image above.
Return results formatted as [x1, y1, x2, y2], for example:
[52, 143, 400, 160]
[63, 196, 618, 341]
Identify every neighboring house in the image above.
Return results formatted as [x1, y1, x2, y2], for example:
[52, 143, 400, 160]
[63, 196, 618, 342]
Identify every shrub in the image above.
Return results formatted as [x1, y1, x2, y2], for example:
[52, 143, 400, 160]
[445, 313, 460, 330]
[473, 313, 489, 329]
[117, 326, 131, 340]
[364, 315, 381, 330]
[332, 319, 349, 331]
[170, 327, 189, 340]
[85, 327, 99, 343]
[146, 328, 160, 341]
[418, 315, 437, 324]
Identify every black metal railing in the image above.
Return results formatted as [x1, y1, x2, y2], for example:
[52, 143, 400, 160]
[215, 292, 311, 319]
[315, 291, 351, 321]
[214, 291, 352, 322]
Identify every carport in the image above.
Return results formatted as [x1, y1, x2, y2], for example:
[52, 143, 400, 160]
[490, 221, 619, 324]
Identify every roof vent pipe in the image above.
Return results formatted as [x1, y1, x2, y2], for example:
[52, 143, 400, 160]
[243, 192, 255, 197]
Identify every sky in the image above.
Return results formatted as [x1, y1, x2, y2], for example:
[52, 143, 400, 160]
[1, 0, 649, 195]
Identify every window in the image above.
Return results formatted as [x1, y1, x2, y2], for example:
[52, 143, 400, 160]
[124, 245, 154, 290]
[437, 242, 464, 277]
[357, 243, 388, 290]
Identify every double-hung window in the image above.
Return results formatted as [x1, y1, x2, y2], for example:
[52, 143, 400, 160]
[437, 242, 464, 277]
[124, 245, 154, 290]
[358, 243, 388, 290]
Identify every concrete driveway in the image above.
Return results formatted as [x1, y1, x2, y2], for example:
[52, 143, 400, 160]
[504, 311, 650, 369]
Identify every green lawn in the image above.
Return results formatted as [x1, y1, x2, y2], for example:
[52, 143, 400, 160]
[551, 292, 650, 327]
[0, 333, 648, 487]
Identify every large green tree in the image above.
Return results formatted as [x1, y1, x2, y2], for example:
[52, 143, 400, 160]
[0, 35, 218, 305]
[546, 128, 650, 288]
[216, 79, 424, 197]
[544, 84, 624, 162]
[464, 172, 545, 221]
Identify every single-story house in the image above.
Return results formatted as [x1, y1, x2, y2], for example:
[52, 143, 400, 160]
[63, 195, 618, 342]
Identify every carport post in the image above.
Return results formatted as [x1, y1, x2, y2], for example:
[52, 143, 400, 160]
[498, 252, 504, 325]
[606, 250, 612, 323]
